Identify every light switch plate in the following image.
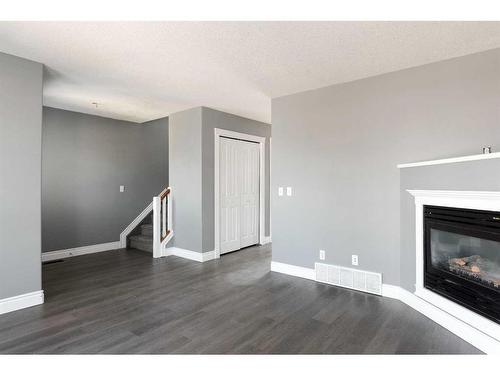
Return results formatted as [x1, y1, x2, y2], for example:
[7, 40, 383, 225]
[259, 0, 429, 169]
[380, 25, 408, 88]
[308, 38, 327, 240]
[352, 255, 359, 266]
[286, 187, 292, 196]
[278, 187, 284, 196]
[319, 250, 325, 260]
[120, 185, 125, 192]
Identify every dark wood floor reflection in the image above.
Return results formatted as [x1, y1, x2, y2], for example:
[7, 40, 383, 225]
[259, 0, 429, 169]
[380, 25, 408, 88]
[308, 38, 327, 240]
[0, 244, 481, 354]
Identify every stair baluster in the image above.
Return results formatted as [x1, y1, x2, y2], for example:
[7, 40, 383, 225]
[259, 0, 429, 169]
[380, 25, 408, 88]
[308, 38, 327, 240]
[153, 187, 172, 258]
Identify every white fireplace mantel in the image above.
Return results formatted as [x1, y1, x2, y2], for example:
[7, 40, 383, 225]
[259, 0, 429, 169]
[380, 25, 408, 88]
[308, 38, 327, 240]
[407, 189, 500, 353]
[398, 151, 500, 169]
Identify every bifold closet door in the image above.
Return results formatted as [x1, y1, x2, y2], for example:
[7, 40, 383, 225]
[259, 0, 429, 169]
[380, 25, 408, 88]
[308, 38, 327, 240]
[219, 137, 260, 254]
[239, 140, 260, 248]
[220, 137, 241, 254]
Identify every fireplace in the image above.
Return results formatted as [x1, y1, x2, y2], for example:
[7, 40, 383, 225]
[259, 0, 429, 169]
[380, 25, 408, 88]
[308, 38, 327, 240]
[424, 205, 500, 324]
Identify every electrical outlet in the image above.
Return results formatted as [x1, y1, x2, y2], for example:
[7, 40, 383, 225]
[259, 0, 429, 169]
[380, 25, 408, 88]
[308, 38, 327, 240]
[319, 250, 325, 260]
[278, 187, 284, 196]
[352, 255, 359, 266]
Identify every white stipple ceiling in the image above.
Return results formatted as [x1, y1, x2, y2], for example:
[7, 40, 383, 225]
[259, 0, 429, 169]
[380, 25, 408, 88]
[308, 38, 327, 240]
[1, 22, 500, 123]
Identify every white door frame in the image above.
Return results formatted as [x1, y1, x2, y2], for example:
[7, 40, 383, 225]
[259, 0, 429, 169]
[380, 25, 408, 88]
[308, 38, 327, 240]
[214, 128, 266, 259]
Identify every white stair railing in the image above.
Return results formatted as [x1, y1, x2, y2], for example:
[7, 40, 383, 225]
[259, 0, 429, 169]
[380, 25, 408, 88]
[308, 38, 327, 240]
[153, 187, 172, 258]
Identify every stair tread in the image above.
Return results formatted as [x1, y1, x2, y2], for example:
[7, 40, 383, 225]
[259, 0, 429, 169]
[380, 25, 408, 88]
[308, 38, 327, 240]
[141, 224, 153, 228]
[129, 235, 153, 243]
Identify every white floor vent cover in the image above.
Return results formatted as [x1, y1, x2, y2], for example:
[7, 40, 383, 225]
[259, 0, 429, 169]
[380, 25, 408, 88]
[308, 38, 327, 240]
[315, 262, 382, 295]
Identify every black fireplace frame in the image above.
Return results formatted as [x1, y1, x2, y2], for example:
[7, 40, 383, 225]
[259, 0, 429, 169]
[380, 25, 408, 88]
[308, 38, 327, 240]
[423, 205, 500, 324]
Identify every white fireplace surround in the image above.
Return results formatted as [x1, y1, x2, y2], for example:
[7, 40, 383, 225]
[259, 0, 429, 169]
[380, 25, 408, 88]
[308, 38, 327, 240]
[408, 189, 500, 353]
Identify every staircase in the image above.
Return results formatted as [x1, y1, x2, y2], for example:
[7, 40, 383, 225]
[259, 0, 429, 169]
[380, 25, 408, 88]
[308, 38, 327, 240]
[129, 216, 154, 252]
[126, 187, 172, 257]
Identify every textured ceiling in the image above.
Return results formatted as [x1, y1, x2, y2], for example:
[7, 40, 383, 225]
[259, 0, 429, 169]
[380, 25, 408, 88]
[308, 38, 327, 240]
[1, 22, 500, 123]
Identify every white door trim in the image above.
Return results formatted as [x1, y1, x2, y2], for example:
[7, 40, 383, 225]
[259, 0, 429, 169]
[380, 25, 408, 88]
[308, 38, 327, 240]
[214, 128, 266, 259]
[269, 137, 272, 241]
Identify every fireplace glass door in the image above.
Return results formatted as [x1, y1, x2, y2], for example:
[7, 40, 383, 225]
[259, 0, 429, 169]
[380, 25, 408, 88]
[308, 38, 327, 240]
[424, 205, 500, 323]
[429, 228, 500, 290]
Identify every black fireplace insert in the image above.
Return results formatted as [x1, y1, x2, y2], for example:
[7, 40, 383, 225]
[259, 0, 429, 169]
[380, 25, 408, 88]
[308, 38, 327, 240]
[424, 205, 500, 324]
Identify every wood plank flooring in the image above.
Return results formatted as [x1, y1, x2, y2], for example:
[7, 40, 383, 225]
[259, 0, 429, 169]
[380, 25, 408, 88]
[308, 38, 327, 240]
[0, 244, 481, 354]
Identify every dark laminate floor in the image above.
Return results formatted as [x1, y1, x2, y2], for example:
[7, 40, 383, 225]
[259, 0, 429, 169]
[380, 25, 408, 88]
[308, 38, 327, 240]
[0, 244, 481, 354]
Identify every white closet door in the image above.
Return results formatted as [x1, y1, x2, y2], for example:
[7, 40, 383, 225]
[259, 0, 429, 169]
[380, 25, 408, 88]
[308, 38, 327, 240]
[219, 137, 260, 254]
[220, 137, 241, 254]
[239, 141, 260, 248]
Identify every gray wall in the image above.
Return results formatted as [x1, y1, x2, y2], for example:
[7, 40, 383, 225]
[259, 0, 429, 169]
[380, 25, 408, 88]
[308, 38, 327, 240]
[400, 159, 500, 292]
[0, 52, 43, 299]
[201, 107, 271, 252]
[168, 107, 204, 252]
[169, 106, 271, 253]
[42, 108, 168, 252]
[272, 48, 500, 286]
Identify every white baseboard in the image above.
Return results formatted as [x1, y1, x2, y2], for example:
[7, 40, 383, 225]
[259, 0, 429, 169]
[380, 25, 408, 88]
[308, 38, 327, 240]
[270, 261, 315, 280]
[120, 202, 153, 248]
[381, 284, 403, 300]
[271, 261, 500, 354]
[0, 290, 44, 315]
[261, 236, 272, 245]
[199, 250, 216, 262]
[382, 284, 500, 355]
[42, 241, 121, 262]
[163, 247, 216, 263]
